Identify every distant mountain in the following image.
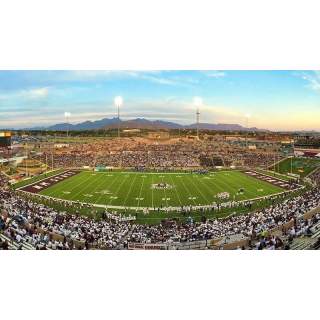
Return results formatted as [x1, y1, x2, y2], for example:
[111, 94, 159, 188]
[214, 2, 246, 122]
[185, 123, 266, 131]
[102, 118, 183, 130]
[24, 117, 268, 132]
[105, 120, 266, 131]
[46, 117, 119, 131]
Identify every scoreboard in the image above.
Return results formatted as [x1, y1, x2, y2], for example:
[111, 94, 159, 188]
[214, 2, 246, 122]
[0, 131, 11, 147]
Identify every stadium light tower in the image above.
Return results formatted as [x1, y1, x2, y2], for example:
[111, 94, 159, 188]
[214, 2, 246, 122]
[114, 96, 123, 138]
[64, 112, 71, 137]
[245, 113, 251, 148]
[193, 97, 203, 140]
[291, 136, 295, 175]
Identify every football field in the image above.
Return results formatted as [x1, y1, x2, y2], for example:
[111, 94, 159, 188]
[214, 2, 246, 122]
[37, 170, 284, 209]
[271, 157, 320, 177]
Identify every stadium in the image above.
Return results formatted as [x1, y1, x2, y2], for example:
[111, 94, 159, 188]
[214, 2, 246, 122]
[1, 123, 320, 250]
[1, 73, 320, 250]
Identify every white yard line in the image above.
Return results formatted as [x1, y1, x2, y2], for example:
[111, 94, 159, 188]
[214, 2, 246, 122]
[44, 172, 86, 198]
[186, 175, 211, 205]
[122, 173, 138, 206]
[161, 175, 169, 207]
[169, 174, 183, 207]
[107, 174, 130, 206]
[93, 174, 117, 204]
[194, 175, 223, 200]
[177, 174, 197, 206]
[137, 176, 145, 208]
[151, 175, 154, 208]
[68, 173, 104, 201]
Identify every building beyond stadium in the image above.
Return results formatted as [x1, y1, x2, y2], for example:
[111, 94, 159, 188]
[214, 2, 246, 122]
[0, 131, 11, 147]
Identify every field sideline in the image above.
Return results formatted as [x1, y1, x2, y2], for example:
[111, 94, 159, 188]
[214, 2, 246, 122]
[270, 157, 320, 177]
[32, 170, 285, 210]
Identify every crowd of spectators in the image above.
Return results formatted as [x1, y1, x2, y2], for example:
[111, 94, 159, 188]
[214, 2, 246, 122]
[32, 137, 283, 170]
[128, 188, 320, 245]
[0, 178, 132, 249]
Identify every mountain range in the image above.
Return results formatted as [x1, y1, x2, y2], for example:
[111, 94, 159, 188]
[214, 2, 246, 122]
[23, 117, 267, 132]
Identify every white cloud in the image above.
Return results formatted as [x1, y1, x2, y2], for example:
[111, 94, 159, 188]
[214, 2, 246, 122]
[299, 71, 320, 93]
[201, 71, 226, 78]
[0, 87, 49, 101]
[63, 70, 197, 87]
[137, 73, 179, 86]
[23, 87, 49, 99]
[67, 70, 117, 79]
[125, 71, 196, 87]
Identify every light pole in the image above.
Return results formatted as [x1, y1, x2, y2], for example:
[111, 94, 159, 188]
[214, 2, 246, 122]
[114, 96, 123, 138]
[24, 143, 28, 177]
[291, 137, 295, 175]
[245, 113, 251, 148]
[193, 97, 203, 140]
[64, 112, 71, 137]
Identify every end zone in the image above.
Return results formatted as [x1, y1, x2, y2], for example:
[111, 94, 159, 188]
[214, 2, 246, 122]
[17, 170, 80, 193]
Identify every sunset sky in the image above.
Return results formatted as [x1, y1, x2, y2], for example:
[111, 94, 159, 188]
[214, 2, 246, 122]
[0, 70, 319, 131]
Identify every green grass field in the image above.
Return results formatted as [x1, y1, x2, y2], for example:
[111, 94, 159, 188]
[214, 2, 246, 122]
[271, 157, 320, 177]
[38, 170, 284, 209]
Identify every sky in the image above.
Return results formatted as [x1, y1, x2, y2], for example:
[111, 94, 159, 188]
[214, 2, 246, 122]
[0, 70, 319, 131]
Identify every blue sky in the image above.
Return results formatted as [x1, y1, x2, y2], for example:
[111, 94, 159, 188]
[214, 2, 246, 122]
[0, 70, 319, 130]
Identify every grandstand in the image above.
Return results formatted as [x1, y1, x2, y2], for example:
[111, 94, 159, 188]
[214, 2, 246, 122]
[16, 159, 47, 176]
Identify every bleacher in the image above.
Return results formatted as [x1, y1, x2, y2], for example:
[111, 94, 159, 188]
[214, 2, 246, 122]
[289, 238, 316, 250]
[0, 232, 35, 250]
[288, 221, 320, 250]
[310, 221, 320, 237]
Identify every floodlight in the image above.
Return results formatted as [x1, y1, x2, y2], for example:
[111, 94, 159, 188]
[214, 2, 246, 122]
[114, 96, 123, 107]
[193, 96, 203, 108]
[114, 96, 123, 138]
